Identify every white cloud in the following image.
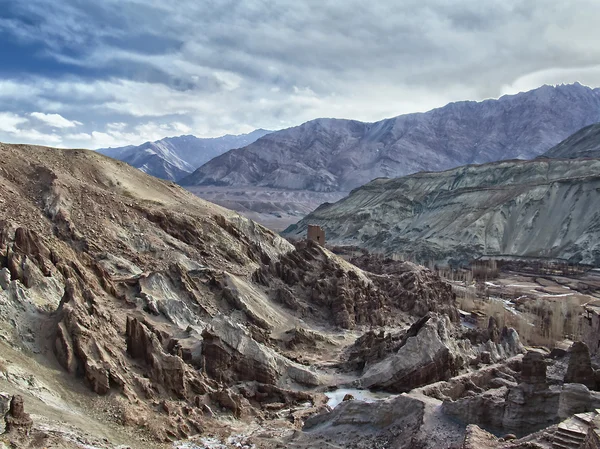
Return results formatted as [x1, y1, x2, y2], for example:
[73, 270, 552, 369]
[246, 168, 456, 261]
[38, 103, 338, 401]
[3, 0, 600, 149]
[16, 129, 62, 144]
[0, 112, 29, 133]
[30, 112, 82, 128]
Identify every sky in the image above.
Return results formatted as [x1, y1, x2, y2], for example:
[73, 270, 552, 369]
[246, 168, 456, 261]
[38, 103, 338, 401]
[1, 0, 600, 149]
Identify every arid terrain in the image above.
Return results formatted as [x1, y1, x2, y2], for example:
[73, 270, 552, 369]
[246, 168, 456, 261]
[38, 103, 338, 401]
[2, 143, 600, 448]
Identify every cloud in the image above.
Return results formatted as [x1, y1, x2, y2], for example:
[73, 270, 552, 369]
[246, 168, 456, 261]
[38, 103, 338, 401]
[31, 112, 82, 128]
[0, 112, 29, 133]
[0, 112, 63, 145]
[1, 0, 600, 149]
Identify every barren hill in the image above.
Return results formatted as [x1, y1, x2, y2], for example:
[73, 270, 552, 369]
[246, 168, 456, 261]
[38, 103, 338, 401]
[543, 122, 600, 159]
[2, 141, 501, 448]
[283, 158, 600, 266]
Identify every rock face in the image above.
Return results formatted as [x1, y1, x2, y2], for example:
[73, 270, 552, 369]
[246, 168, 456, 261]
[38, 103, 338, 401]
[184, 83, 600, 192]
[3, 395, 33, 435]
[252, 241, 459, 330]
[355, 314, 459, 392]
[200, 315, 320, 387]
[443, 347, 600, 437]
[349, 313, 523, 393]
[520, 351, 547, 388]
[302, 395, 425, 449]
[543, 122, 600, 160]
[285, 158, 600, 265]
[564, 341, 597, 389]
[98, 129, 271, 181]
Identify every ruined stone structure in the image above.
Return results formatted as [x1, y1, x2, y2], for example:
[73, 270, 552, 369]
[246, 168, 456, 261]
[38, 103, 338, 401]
[307, 224, 325, 245]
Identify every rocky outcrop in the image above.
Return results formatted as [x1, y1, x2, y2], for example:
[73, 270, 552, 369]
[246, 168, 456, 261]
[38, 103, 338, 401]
[565, 341, 597, 389]
[254, 240, 389, 328]
[358, 314, 464, 392]
[353, 314, 523, 393]
[349, 253, 459, 321]
[3, 395, 32, 436]
[200, 315, 320, 387]
[520, 351, 548, 388]
[302, 395, 425, 449]
[461, 424, 501, 449]
[443, 348, 600, 437]
[254, 241, 459, 329]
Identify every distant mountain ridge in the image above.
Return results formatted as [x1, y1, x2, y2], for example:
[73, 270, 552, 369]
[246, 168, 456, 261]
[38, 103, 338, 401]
[181, 83, 600, 192]
[283, 121, 600, 266]
[98, 129, 272, 181]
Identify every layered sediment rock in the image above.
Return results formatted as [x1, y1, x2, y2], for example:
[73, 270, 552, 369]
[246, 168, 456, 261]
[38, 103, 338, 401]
[200, 315, 320, 387]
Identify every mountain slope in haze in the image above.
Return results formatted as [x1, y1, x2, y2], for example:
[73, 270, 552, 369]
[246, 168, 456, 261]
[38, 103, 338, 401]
[182, 83, 600, 192]
[283, 158, 600, 266]
[543, 122, 600, 159]
[98, 129, 271, 181]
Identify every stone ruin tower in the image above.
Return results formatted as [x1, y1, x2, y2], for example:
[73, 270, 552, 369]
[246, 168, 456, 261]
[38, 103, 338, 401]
[307, 224, 325, 245]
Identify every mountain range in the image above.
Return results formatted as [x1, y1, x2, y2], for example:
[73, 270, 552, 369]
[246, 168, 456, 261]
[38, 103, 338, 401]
[283, 125, 600, 265]
[181, 83, 600, 192]
[97, 129, 271, 181]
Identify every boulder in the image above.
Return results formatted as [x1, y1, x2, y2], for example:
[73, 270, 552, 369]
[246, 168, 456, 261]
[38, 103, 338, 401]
[358, 314, 462, 392]
[558, 383, 600, 420]
[461, 424, 500, 449]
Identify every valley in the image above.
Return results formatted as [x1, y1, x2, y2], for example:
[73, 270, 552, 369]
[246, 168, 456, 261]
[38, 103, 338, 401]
[3, 2, 600, 448]
[1, 139, 600, 448]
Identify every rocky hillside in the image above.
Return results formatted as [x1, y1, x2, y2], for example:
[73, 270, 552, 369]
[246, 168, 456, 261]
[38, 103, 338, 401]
[543, 122, 600, 159]
[284, 158, 600, 266]
[183, 83, 600, 192]
[98, 129, 271, 181]
[2, 141, 521, 448]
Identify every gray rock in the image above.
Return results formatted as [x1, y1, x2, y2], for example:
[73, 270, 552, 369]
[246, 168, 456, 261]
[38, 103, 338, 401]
[0, 268, 9, 290]
[557, 383, 600, 419]
[201, 315, 320, 387]
[564, 341, 596, 389]
[302, 395, 425, 449]
[358, 314, 462, 392]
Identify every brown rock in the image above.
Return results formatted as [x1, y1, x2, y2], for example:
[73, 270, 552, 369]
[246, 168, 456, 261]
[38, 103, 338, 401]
[4, 395, 33, 435]
[462, 424, 500, 449]
[520, 352, 547, 387]
[565, 341, 596, 389]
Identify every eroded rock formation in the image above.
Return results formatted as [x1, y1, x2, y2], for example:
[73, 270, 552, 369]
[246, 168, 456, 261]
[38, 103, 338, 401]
[3, 395, 32, 436]
[443, 344, 600, 437]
